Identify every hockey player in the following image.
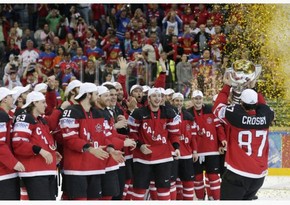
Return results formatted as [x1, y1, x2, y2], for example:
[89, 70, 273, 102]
[187, 90, 227, 200]
[12, 91, 62, 200]
[171, 92, 198, 200]
[59, 83, 117, 200]
[128, 88, 181, 200]
[213, 76, 274, 200]
[0, 87, 25, 200]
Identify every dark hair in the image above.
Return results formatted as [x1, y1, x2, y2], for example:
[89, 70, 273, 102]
[25, 103, 34, 114]
[241, 102, 257, 111]
[76, 93, 88, 102]
[103, 84, 116, 91]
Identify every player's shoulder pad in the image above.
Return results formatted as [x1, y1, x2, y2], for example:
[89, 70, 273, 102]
[61, 104, 85, 119]
[130, 106, 146, 120]
[15, 113, 37, 124]
[0, 110, 10, 123]
[91, 107, 105, 119]
[160, 105, 177, 119]
[203, 104, 213, 114]
[182, 108, 194, 121]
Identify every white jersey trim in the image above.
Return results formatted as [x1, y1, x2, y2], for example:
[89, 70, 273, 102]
[0, 173, 18, 181]
[197, 151, 220, 156]
[226, 164, 268, 178]
[19, 170, 57, 177]
[133, 157, 173, 164]
[64, 170, 105, 175]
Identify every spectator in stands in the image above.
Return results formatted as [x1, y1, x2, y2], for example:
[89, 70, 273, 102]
[67, 5, 80, 34]
[37, 4, 50, 29]
[3, 64, 22, 89]
[39, 23, 55, 45]
[164, 35, 183, 63]
[21, 28, 37, 50]
[181, 5, 195, 25]
[176, 54, 192, 94]
[5, 38, 20, 62]
[147, 18, 162, 41]
[45, 8, 63, 34]
[115, 6, 130, 42]
[20, 40, 39, 74]
[74, 16, 88, 45]
[39, 43, 57, 73]
[194, 4, 209, 27]
[205, 19, 215, 35]
[52, 46, 65, 68]
[157, 52, 176, 89]
[106, 7, 117, 30]
[189, 20, 200, 35]
[83, 59, 97, 84]
[103, 35, 123, 65]
[162, 10, 183, 36]
[194, 24, 211, 53]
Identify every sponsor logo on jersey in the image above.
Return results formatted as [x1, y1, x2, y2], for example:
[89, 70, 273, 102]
[0, 122, 7, 132]
[13, 122, 29, 130]
[186, 124, 191, 131]
[207, 117, 213, 124]
[60, 118, 75, 125]
[95, 124, 102, 133]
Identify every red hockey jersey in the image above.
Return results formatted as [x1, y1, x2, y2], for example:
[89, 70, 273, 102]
[59, 105, 110, 175]
[0, 109, 18, 181]
[187, 104, 226, 156]
[128, 105, 180, 164]
[178, 108, 197, 159]
[213, 85, 275, 178]
[12, 113, 57, 177]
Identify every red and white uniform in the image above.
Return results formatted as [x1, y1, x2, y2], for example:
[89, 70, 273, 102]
[12, 113, 57, 177]
[0, 109, 19, 181]
[187, 105, 226, 157]
[128, 105, 180, 164]
[59, 105, 110, 175]
[178, 108, 197, 159]
[213, 85, 275, 178]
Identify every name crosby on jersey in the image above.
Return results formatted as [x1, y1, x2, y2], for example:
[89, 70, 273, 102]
[242, 116, 267, 125]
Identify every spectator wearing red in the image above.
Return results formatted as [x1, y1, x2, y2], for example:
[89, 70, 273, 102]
[103, 35, 122, 65]
[164, 35, 183, 63]
[181, 5, 195, 25]
[208, 4, 224, 26]
[85, 38, 104, 62]
[194, 4, 209, 27]
[178, 24, 195, 55]
[39, 43, 57, 72]
[91, 4, 105, 28]
[37, 4, 50, 28]
[0, 87, 25, 200]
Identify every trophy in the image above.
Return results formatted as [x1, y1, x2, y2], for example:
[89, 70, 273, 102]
[225, 59, 262, 104]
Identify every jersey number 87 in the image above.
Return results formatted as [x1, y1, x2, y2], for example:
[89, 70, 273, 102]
[238, 130, 268, 157]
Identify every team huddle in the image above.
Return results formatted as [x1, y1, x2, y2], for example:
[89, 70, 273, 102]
[0, 58, 274, 200]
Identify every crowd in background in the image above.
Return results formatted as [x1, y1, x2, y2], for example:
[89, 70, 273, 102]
[0, 3, 243, 102]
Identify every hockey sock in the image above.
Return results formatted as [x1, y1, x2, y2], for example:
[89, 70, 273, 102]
[194, 173, 205, 200]
[176, 178, 183, 200]
[205, 173, 212, 199]
[207, 173, 221, 200]
[170, 180, 177, 200]
[149, 181, 158, 200]
[131, 188, 146, 200]
[182, 181, 195, 200]
[157, 187, 171, 200]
